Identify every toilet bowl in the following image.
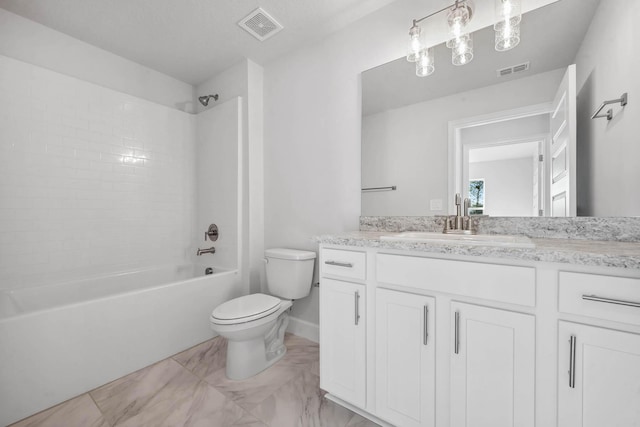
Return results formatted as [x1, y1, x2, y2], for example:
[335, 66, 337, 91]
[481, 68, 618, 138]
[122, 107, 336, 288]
[210, 248, 316, 380]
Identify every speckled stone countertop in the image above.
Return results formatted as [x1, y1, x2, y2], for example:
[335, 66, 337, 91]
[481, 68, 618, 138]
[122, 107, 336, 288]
[315, 231, 640, 270]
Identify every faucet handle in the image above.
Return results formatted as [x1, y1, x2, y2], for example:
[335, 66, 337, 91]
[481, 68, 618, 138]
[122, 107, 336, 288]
[455, 193, 462, 206]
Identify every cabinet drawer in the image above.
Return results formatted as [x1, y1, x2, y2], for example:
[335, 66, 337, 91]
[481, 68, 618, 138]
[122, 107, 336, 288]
[559, 272, 640, 326]
[376, 254, 535, 306]
[321, 249, 366, 280]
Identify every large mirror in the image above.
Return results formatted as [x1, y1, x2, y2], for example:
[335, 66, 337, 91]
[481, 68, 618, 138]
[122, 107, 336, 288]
[362, 0, 639, 217]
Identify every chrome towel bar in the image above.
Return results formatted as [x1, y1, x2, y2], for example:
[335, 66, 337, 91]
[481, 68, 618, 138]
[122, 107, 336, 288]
[591, 92, 627, 120]
[361, 186, 397, 192]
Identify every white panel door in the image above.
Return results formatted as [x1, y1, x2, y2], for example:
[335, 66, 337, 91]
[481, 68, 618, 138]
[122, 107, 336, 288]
[558, 322, 640, 427]
[450, 302, 535, 427]
[376, 288, 435, 427]
[319, 278, 366, 408]
[549, 64, 577, 216]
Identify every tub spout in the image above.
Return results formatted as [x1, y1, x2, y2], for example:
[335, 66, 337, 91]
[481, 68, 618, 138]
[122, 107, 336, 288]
[197, 246, 216, 256]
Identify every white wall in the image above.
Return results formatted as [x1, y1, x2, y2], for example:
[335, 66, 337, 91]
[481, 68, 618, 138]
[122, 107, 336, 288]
[362, 69, 562, 216]
[0, 9, 195, 112]
[263, 1, 423, 328]
[0, 55, 195, 290]
[194, 98, 241, 271]
[461, 114, 549, 145]
[469, 157, 535, 216]
[574, 0, 640, 216]
[196, 59, 264, 295]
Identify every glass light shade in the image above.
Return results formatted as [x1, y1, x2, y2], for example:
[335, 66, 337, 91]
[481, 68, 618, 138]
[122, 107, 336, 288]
[407, 24, 425, 62]
[494, 0, 521, 30]
[495, 21, 520, 51]
[452, 33, 473, 66]
[447, 1, 471, 42]
[416, 47, 435, 77]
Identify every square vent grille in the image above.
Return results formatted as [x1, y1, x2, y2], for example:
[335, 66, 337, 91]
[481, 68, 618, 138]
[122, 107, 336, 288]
[238, 8, 283, 41]
[497, 61, 530, 77]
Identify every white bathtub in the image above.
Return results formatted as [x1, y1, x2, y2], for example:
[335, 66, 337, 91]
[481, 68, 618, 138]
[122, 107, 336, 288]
[0, 265, 241, 426]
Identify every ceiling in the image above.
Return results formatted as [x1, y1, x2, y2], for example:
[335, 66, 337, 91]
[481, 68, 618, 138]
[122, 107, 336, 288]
[0, 0, 398, 85]
[469, 141, 539, 163]
[362, 0, 600, 116]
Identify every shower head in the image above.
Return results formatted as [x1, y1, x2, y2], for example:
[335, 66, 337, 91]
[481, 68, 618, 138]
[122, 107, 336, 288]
[198, 94, 219, 106]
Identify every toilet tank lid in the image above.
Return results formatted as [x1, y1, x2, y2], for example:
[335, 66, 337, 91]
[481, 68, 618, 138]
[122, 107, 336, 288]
[265, 248, 316, 260]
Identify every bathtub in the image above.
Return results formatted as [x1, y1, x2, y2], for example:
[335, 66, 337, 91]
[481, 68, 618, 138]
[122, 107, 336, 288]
[0, 265, 241, 426]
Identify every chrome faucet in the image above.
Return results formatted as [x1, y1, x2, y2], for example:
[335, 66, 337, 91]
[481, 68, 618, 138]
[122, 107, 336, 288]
[197, 246, 216, 256]
[444, 193, 473, 234]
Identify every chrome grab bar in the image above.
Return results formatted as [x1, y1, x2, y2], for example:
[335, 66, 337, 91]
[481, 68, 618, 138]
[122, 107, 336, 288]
[324, 260, 354, 268]
[582, 294, 640, 308]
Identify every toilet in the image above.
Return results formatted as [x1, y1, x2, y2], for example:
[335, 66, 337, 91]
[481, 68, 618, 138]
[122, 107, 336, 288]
[210, 248, 316, 380]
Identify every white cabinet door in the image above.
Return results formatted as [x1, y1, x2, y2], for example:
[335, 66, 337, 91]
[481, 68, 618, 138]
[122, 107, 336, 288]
[558, 322, 640, 427]
[376, 288, 435, 427]
[319, 278, 366, 408]
[450, 302, 535, 427]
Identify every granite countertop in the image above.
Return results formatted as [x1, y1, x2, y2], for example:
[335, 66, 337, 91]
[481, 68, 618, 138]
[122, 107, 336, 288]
[315, 231, 640, 270]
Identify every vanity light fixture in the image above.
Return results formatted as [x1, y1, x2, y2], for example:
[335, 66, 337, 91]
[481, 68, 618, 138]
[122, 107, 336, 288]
[406, 0, 522, 77]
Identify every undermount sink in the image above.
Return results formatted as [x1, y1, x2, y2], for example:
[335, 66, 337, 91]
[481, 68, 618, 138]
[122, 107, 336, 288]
[380, 232, 535, 248]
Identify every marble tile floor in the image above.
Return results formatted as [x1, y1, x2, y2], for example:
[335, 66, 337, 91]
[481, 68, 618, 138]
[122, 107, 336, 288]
[10, 333, 379, 427]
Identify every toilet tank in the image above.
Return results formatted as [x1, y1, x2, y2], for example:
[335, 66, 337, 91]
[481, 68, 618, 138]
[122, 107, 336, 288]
[265, 248, 316, 300]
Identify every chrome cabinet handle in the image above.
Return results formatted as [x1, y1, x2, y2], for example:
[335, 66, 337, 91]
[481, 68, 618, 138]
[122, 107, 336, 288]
[582, 294, 640, 308]
[454, 311, 460, 354]
[354, 291, 360, 325]
[568, 335, 576, 388]
[423, 305, 429, 346]
[325, 260, 354, 268]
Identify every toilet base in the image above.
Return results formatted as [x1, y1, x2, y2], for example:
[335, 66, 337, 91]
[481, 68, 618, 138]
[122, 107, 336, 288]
[225, 311, 290, 380]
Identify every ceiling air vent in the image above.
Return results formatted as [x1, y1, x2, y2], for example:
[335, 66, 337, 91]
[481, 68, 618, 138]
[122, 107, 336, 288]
[238, 8, 283, 41]
[497, 61, 530, 77]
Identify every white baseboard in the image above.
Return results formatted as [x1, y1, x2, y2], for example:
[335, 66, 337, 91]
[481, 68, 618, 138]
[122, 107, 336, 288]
[324, 394, 392, 427]
[286, 316, 319, 343]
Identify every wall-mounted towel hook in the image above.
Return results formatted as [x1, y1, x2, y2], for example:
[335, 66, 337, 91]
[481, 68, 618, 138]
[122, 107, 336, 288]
[591, 92, 628, 120]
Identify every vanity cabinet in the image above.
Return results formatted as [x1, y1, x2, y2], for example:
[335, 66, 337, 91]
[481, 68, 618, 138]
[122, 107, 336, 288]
[450, 302, 535, 427]
[556, 271, 640, 427]
[375, 288, 435, 427]
[558, 322, 640, 427]
[318, 243, 640, 427]
[319, 277, 366, 408]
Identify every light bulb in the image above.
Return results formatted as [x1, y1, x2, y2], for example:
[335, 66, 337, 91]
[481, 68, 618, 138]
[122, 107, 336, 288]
[407, 24, 425, 62]
[502, 0, 513, 16]
[495, 21, 520, 51]
[452, 32, 473, 66]
[447, 2, 471, 44]
[416, 47, 435, 77]
[494, 0, 521, 51]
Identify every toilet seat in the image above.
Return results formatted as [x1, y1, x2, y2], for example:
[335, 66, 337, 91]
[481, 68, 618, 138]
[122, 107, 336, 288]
[211, 293, 282, 325]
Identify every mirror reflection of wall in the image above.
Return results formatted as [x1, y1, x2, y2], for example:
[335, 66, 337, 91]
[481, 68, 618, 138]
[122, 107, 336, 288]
[469, 141, 540, 217]
[361, 0, 640, 217]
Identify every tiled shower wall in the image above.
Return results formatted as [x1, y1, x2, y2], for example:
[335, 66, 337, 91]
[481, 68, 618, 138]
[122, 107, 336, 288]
[0, 55, 196, 290]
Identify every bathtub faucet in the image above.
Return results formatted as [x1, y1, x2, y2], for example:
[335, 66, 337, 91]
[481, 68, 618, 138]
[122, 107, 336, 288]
[197, 246, 216, 256]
